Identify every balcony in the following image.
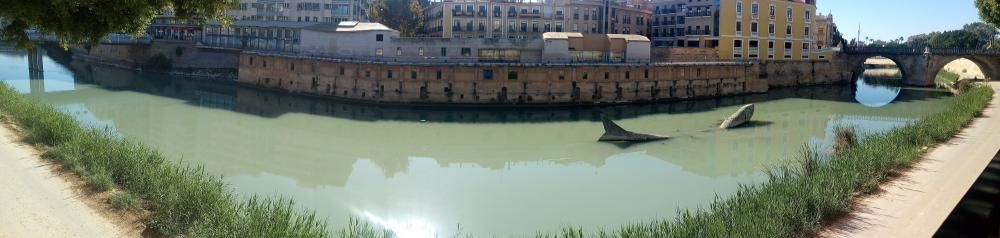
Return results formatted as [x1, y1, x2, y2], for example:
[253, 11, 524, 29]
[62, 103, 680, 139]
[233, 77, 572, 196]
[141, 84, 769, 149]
[686, 11, 711, 17]
[521, 12, 541, 18]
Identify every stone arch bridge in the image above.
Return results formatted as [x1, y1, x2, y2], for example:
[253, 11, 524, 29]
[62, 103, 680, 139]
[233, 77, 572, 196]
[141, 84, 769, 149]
[843, 47, 1000, 86]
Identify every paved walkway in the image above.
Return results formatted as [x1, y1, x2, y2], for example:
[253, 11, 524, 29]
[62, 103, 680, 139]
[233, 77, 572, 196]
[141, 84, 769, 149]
[822, 82, 1000, 237]
[0, 124, 125, 237]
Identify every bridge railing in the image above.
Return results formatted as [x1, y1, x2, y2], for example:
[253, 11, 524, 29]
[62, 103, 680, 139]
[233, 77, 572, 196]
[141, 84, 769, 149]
[27, 31, 151, 45]
[842, 46, 923, 54]
[843, 46, 1000, 56]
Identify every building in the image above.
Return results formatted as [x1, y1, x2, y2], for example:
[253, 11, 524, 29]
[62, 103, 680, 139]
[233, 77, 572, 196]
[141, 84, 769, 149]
[650, 0, 828, 60]
[422, 0, 652, 40]
[228, 0, 369, 23]
[203, 20, 650, 63]
[813, 12, 835, 48]
[202, 21, 327, 53]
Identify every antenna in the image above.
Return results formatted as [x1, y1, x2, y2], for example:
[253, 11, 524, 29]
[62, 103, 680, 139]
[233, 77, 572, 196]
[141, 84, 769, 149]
[856, 23, 861, 47]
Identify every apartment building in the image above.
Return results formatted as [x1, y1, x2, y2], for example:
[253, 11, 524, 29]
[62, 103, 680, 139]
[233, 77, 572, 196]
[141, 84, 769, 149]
[229, 0, 369, 23]
[422, 0, 653, 39]
[650, 0, 827, 60]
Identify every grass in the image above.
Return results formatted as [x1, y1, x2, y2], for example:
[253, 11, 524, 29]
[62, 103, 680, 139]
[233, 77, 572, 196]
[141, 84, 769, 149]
[937, 70, 961, 85]
[0, 79, 992, 237]
[108, 192, 140, 210]
[0, 85, 330, 237]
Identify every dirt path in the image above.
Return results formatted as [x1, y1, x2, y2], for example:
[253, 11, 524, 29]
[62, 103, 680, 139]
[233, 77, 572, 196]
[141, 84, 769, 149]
[0, 124, 127, 237]
[821, 82, 1000, 237]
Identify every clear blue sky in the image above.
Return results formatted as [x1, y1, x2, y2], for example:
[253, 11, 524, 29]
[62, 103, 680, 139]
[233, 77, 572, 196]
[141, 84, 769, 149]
[818, 0, 981, 41]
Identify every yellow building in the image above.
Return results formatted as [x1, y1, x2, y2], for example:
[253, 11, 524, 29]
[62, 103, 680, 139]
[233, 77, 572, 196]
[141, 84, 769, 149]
[651, 0, 831, 60]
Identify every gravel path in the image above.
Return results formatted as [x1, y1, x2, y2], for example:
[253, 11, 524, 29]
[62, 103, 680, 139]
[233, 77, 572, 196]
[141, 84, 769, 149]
[0, 124, 126, 237]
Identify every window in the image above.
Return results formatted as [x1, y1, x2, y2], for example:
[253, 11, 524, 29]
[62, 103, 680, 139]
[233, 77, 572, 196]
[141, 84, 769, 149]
[733, 39, 743, 58]
[376, 34, 383, 41]
[441, 48, 447, 56]
[805, 27, 810, 36]
[375, 48, 383, 56]
[786, 7, 793, 20]
[388, 70, 393, 79]
[751, 3, 758, 15]
[786, 25, 792, 35]
[461, 48, 471, 57]
[507, 71, 518, 80]
[418, 47, 425, 56]
[751, 22, 758, 35]
[436, 70, 442, 80]
[736, 21, 742, 33]
[769, 23, 775, 34]
[736, 2, 742, 15]
[769, 5, 775, 17]
[483, 69, 493, 80]
[396, 47, 402, 56]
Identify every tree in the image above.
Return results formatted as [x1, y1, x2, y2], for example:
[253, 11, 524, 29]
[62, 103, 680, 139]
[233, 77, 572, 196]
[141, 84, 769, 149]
[906, 33, 936, 48]
[963, 22, 997, 48]
[0, 0, 235, 48]
[831, 25, 846, 47]
[977, 0, 1000, 26]
[930, 30, 985, 49]
[368, 0, 424, 37]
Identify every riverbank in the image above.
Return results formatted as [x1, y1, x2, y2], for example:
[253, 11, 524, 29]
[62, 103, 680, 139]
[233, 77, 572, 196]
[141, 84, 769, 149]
[821, 82, 1000, 237]
[0, 123, 130, 237]
[0, 85, 330, 237]
[531, 83, 992, 236]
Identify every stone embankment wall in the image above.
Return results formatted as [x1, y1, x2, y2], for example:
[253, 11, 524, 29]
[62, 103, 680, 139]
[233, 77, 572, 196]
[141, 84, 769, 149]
[759, 60, 847, 87]
[70, 42, 240, 80]
[238, 52, 817, 105]
[652, 48, 721, 62]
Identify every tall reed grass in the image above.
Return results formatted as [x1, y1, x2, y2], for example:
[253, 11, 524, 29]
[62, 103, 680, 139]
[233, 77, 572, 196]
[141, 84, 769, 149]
[0, 85, 330, 237]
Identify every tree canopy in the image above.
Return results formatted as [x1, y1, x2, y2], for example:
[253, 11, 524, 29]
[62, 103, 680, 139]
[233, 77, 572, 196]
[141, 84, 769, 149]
[977, 0, 1000, 26]
[0, 0, 235, 48]
[368, 0, 425, 37]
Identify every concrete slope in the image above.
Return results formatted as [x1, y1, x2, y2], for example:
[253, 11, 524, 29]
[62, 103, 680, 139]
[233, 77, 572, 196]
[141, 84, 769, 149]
[822, 82, 1000, 237]
[0, 125, 125, 237]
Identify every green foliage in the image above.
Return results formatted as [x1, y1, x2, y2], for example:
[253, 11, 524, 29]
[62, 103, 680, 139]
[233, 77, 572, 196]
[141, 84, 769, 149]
[977, 0, 1000, 27]
[936, 70, 961, 84]
[369, 0, 425, 37]
[108, 192, 140, 210]
[84, 168, 114, 192]
[0, 85, 330, 237]
[931, 29, 987, 49]
[0, 0, 236, 48]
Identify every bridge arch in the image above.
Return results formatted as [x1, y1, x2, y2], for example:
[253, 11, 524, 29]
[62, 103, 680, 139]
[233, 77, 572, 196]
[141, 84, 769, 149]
[844, 54, 909, 84]
[926, 55, 999, 85]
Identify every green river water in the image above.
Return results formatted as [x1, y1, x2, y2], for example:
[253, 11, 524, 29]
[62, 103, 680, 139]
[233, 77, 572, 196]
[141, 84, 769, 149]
[0, 50, 952, 236]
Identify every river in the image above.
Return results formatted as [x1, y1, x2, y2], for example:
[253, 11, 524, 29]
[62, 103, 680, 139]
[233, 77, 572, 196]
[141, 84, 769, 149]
[0, 49, 953, 237]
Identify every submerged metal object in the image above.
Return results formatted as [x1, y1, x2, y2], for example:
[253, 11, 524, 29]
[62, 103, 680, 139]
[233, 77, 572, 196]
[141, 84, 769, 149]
[720, 104, 755, 129]
[598, 118, 670, 142]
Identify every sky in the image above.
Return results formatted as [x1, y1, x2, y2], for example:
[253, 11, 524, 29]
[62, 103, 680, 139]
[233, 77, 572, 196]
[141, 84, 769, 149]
[817, 0, 981, 41]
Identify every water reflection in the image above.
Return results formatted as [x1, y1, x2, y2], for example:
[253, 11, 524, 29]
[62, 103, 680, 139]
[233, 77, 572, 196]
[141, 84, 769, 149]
[855, 75, 905, 108]
[0, 50, 955, 236]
